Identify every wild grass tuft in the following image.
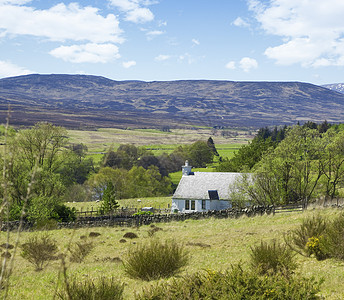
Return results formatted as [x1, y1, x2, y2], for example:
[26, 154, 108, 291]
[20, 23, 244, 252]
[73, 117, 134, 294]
[57, 275, 124, 300]
[123, 239, 189, 281]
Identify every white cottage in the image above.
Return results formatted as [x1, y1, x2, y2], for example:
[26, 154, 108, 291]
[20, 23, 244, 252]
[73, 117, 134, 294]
[171, 161, 243, 213]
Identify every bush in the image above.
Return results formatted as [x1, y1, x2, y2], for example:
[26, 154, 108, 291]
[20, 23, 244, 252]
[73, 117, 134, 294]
[250, 240, 297, 276]
[136, 264, 323, 300]
[306, 236, 329, 261]
[21, 234, 58, 271]
[124, 239, 188, 281]
[322, 213, 344, 260]
[285, 214, 327, 256]
[69, 240, 95, 263]
[58, 276, 124, 300]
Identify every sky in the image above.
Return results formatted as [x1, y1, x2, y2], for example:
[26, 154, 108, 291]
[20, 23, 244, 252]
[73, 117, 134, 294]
[1, 0, 344, 85]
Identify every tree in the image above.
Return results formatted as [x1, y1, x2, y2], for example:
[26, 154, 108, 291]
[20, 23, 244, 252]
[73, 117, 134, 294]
[207, 137, 219, 156]
[99, 182, 119, 215]
[188, 141, 214, 168]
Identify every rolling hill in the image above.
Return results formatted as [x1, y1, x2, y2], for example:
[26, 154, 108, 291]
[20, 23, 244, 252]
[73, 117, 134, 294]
[0, 74, 343, 129]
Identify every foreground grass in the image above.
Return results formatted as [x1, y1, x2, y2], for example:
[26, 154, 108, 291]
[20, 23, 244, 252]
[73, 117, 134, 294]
[2, 209, 344, 299]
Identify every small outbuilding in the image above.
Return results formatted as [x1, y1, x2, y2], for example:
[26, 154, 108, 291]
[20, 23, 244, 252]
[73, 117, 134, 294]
[171, 161, 243, 213]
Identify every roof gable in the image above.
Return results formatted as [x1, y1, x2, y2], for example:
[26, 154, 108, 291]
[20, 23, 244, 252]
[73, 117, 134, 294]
[172, 172, 242, 200]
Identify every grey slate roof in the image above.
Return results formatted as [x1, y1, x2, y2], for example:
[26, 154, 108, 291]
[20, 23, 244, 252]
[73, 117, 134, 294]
[172, 172, 242, 200]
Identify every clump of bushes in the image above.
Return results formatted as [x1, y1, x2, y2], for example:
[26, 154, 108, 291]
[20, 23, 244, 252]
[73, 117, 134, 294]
[57, 276, 124, 300]
[20, 234, 58, 271]
[123, 239, 189, 281]
[136, 264, 323, 300]
[133, 211, 153, 216]
[250, 240, 297, 276]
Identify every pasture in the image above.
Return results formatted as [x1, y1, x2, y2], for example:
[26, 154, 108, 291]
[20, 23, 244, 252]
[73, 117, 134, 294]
[67, 127, 251, 163]
[1, 208, 344, 299]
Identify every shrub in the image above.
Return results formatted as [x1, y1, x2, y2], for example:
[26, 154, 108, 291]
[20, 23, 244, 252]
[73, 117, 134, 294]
[306, 236, 329, 261]
[250, 240, 297, 276]
[69, 240, 95, 263]
[124, 239, 188, 281]
[57, 276, 124, 300]
[21, 234, 58, 271]
[284, 214, 327, 256]
[136, 264, 323, 300]
[322, 213, 344, 260]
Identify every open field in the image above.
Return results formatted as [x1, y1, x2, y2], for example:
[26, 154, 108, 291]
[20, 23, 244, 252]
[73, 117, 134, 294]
[1, 208, 344, 299]
[67, 127, 251, 163]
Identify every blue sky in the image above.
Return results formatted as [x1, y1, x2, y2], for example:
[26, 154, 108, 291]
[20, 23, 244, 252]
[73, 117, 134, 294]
[1, 0, 344, 84]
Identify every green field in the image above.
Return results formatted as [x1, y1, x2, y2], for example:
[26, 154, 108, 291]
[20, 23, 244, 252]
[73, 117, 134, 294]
[67, 127, 250, 164]
[1, 208, 344, 299]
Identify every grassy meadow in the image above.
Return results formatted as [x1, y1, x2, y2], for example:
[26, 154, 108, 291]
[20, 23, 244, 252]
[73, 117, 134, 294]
[2, 208, 344, 299]
[67, 127, 251, 163]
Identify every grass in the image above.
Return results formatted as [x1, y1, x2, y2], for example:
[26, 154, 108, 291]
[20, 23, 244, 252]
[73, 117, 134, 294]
[1, 208, 344, 299]
[65, 196, 172, 212]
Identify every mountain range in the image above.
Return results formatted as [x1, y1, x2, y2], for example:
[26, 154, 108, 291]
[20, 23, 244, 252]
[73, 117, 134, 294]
[0, 74, 343, 129]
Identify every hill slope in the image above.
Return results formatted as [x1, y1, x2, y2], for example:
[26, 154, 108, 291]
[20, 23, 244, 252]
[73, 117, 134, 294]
[0, 74, 343, 128]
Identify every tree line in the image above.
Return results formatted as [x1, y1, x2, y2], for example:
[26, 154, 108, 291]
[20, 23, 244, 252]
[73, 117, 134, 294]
[0, 122, 218, 223]
[228, 121, 344, 207]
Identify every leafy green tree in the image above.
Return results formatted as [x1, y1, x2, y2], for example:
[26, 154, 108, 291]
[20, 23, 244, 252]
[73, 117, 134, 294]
[188, 141, 214, 167]
[99, 182, 119, 214]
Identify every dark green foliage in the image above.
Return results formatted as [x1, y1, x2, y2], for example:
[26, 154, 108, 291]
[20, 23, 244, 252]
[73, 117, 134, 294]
[136, 264, 323, 300]
[284, 214, 327, 257]
[98, 181, 119, 215]
[28, 196, 76, 224]
[123, 232, 138, 239]
[58, 276, 124, 300]
[188, 140, 214, 167]
[20, 234, 58, 271]
[69, 240, 95, 263]
[250, 240, 297, 276]
[207, 137, 219, 156]
[124, 239, 189, 281]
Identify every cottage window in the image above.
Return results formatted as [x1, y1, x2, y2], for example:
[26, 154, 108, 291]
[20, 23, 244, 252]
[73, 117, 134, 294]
[191, 200, 195, 210]
[202, 200, 206, 210]
[185, 200, 190, 210]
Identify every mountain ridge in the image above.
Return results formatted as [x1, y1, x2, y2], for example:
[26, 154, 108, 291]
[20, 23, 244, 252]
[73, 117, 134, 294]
[1, 74, 343, 129]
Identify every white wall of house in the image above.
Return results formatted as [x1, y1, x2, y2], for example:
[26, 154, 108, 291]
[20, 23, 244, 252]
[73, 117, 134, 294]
[172, 198, 231, 213]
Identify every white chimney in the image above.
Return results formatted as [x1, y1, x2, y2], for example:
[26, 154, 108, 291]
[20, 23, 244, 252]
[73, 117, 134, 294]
[182, 160, 192, 176]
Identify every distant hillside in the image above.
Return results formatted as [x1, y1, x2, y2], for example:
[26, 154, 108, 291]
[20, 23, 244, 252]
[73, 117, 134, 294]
[322, 83, 344, 94]
[0, 74, 343, 129]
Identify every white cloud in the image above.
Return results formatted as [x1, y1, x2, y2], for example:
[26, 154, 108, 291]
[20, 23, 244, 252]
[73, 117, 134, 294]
[0, 2, 123, 43]
[125, 7, 154, 23]
[109, 0, 155, 23]
[146, 30, 164, 39]
[192, 38, 200, 46]
[239, 57, 258, 72]
[155, 54, 170, 61]
[232, 17, 249, 28]
[122, 60, 136, 68]
[225, 61, 236, 69]
[249, 0, 344, 67]
[49, 43, 120, 63]
[0, 60, 32, 78]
